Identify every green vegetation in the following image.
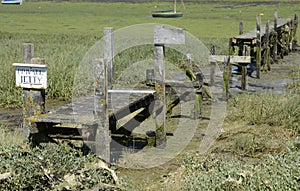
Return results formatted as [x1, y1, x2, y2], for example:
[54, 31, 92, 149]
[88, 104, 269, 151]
[1, 1, 300, 190]
[0, 123, 23, 146]
[227, 93, 300, 130]
[0, 144, 130, 190]
[182, 149, 299, 191]
[1, 1, 299, 107]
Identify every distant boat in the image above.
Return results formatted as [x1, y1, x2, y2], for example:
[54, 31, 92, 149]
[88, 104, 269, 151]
[1, 0, 22, 5]
[152, 0, 184, 18]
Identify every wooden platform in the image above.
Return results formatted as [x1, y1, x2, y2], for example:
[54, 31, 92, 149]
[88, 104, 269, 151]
[232, 18, 289, 41]
[28, 90, 156, 128]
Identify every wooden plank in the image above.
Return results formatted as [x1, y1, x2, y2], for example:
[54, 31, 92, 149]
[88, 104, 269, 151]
[209, 55, 251, 63]
[154, 26, 185, 45]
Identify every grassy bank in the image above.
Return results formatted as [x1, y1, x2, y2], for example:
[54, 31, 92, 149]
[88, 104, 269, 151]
[1, 1, 299, 107]
[180, 92, 300, 190]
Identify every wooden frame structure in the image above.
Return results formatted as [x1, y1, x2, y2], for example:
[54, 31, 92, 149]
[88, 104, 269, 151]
[16, 26, 192, 162]
[229, 11, 298, 79]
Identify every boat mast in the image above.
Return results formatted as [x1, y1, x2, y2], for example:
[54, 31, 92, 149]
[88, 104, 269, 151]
[174, 0, 177, 13]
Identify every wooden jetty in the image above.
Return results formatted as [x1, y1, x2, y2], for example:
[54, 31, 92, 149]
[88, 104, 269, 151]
[14, 12, 297, 161]
[14, 26, 203, 162]
[227, 11, 298, 90]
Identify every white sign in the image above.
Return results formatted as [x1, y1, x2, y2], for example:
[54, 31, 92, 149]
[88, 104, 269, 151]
[13, 63, 47, 89]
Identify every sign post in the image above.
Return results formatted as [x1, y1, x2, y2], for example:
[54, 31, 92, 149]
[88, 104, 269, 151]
[153, 26, 185, 148]
[13, 44, 47, 137]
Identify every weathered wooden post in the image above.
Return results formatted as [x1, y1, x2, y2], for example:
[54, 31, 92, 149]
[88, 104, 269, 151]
[238, 21, 247, 90]
[104, 27, 114, 89]
[292, 14, 298, 50]
[13, 43, 47, 138]
[272, 10, 279, 63]
[210, 44, 216, 86]
[223, 56, 230, 100]
[263, 20, 271, 72]
[153, 26, 185, 148]
[93, 58, 111, 162]
[239, 21, 244, 35]
[287, 19, 293, 52]
[23, 43, 34, 64]
[256, 14, 262, 79]
[241, 45, 248, 90]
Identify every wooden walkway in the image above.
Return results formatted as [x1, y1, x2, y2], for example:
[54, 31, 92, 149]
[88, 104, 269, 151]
[227, 11, 298, 91]
[29, 90, 155, 126]
[18, 26, 199, 162]
[233, 18, 289, 40]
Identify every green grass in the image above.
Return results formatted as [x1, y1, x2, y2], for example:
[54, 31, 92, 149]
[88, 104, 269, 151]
[1, 1, 299, 107]
[0, 123, 23, 146]
[1, 2, 300, 190]
[288, 66, 300, 93]
[227, 93, 300, 130]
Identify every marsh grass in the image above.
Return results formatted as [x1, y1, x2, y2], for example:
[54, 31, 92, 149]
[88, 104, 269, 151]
[1, 1, 299, 107]
[227, 93, 300, 130]
[1, 2, 300, 190]
[0, 123, 23, 146]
